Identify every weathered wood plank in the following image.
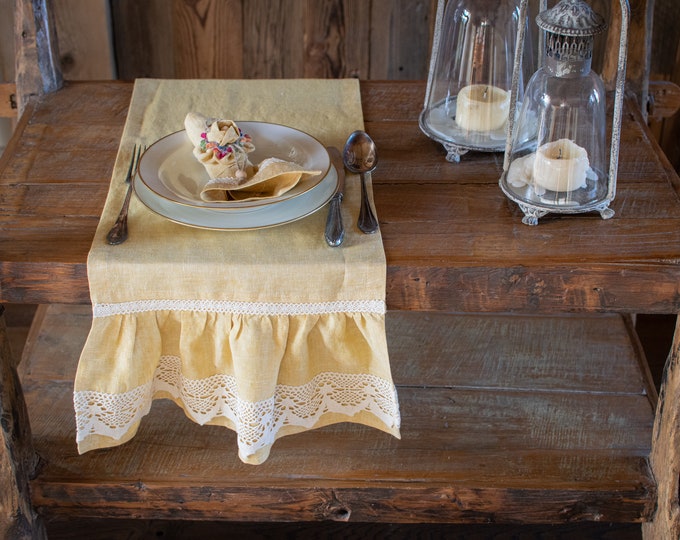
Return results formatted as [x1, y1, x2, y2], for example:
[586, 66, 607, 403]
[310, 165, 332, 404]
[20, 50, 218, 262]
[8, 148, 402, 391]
[14, 0, 63, 115]
[0, 0, 13, 83]
[0, 306, 46, 539]
[21, 306, 655, 523]
[382, 264, 680, 314]
[649, 0, 680, 173]
[336, 0, 372, 79]
[110, 0, 174, 80]
[369, 0, 435, 80]
[2, 82, 680, 312]
[242, 0, 306, 78]
[3, 304, 38, 364]
[0, 82, 16, 118]
[648, 80, 680, 121]
[173, 0, 243, 78]
[107, 0, 435, 81]
[0, 0, 13, 148]
[52, 0, 115, 80]
[602, 0, 651, 109]
[642, 317, 680, 538]
[30, 477, 654, 523]
[303, 0, 371, 78]
[5, 254, 680, 313]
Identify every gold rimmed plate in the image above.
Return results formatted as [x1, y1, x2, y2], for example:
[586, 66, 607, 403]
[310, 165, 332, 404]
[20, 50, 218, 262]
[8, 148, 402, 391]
[133, 165, 338, 230]
[137, 122, 331, 211]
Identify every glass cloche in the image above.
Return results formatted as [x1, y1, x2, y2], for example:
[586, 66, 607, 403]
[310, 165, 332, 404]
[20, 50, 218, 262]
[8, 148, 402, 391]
[419, 0, 534, 162]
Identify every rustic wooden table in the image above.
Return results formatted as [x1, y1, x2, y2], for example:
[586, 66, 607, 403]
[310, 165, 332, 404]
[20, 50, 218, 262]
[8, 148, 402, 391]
[1, 80, 679, 538]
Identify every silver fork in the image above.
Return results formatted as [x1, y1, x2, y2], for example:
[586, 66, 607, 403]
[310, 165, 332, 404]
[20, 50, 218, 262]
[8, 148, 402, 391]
[106, 144, 143, 245]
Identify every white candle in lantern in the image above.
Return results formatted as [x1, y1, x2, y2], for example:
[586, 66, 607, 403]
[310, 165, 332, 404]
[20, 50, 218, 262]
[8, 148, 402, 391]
[532, 139, 590, 192]
[455, 84, 510, 132]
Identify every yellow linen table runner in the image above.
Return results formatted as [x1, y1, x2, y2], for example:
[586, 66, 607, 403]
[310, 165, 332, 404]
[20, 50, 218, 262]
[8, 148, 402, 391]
[74, 79, 400, 465]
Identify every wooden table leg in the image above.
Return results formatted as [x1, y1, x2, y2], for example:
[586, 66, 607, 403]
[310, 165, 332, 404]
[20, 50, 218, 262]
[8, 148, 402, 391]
[0, 305, 46, 539]
[643, 315, 680, 539]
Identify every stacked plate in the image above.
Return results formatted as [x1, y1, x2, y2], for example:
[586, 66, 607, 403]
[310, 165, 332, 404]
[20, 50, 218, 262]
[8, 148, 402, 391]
[134, 122, 338, 230]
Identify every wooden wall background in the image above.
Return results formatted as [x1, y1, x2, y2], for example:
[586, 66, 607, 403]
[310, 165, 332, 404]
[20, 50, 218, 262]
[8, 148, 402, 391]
[648, 0, 680, 169]
[0, 0, 679, 167]
[108, 0, 437, 81]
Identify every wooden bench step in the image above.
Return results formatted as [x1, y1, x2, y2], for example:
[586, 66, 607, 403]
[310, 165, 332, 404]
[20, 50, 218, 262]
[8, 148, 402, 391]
[19, 305, 656, 524]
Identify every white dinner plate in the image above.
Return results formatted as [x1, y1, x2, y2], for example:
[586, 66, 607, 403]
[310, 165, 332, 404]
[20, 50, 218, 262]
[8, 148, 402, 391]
[133, 165, 338, 230]
[138, 122, 330, 210]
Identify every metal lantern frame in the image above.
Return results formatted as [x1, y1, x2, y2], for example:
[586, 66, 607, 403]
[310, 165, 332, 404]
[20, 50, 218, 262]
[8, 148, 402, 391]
[500, 0, 631, 226]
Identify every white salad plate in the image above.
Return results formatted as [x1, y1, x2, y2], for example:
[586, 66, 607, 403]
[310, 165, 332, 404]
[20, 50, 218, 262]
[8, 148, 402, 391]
[137, 122, 330, 210]
[133, 164, 338, 230]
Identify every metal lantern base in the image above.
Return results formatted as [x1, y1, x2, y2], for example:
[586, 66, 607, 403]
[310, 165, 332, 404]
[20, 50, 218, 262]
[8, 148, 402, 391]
[418, 109, 506, 163]
[500, 175, 615, 225]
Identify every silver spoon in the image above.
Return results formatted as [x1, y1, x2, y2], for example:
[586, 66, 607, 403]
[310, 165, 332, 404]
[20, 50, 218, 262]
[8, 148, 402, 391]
[343, 130, 379, 234]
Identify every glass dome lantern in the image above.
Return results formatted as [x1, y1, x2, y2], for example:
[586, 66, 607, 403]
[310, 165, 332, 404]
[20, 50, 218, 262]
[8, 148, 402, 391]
[419, 0, 534, 163]
[499, 0, 630, 225]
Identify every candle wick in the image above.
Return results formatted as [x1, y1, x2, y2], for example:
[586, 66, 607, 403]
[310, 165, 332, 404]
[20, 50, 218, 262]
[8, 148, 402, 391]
[483, 87, 488, 99]
[558, 148, 562, 159]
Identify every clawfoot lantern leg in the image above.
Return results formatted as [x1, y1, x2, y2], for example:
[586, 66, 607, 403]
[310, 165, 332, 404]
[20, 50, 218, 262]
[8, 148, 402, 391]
[0, 305, 46, 539]
[642, 315, 680, 539]
[442, 142, 469, 163]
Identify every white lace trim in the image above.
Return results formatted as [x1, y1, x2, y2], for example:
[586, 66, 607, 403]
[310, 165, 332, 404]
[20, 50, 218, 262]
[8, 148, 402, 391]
[74, 355, 400, 458]
[92, 299, 386, 318]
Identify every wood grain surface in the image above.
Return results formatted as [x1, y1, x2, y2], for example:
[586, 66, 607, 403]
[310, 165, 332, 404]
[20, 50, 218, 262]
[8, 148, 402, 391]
[2, 1, 680, 536]
[643, 318, 680, 539]
[2, 81, 680, 315]
[108, 0, 434, 81]
[0, 308, 46, 539]
[19, 305, 656, 524]
[6, 0, 680, 169]
[51, 0, 114, 80]
[13, 0, 63, 115]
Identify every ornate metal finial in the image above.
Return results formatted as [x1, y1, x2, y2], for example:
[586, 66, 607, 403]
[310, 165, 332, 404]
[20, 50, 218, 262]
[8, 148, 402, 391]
[537, 0, 607, 37]
[537, 0, 607, 74]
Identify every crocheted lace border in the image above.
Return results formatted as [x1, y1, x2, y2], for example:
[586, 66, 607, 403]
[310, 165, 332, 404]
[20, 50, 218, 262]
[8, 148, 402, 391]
[92, 299, 387, 318]
[74, 355, 401, 458]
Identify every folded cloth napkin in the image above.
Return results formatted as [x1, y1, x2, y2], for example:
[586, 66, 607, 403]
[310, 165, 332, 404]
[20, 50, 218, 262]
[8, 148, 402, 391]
[202, 157, 322, 202]
[184, 112, 322, 202]
[74, 78, 400, 464]
[185, 113, 257, 179]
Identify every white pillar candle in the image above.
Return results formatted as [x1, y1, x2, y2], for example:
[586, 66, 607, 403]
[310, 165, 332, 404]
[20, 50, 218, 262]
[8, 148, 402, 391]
[455, 84, 510, 132]
[532, 139, 589, 192]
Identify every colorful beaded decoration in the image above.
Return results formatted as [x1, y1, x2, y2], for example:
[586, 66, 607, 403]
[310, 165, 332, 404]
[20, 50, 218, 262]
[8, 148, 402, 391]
[199, 128, 252, 160]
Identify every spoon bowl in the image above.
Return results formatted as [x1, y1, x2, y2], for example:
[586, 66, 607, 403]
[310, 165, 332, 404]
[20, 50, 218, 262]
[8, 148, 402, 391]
[342, 130, 379, 234]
